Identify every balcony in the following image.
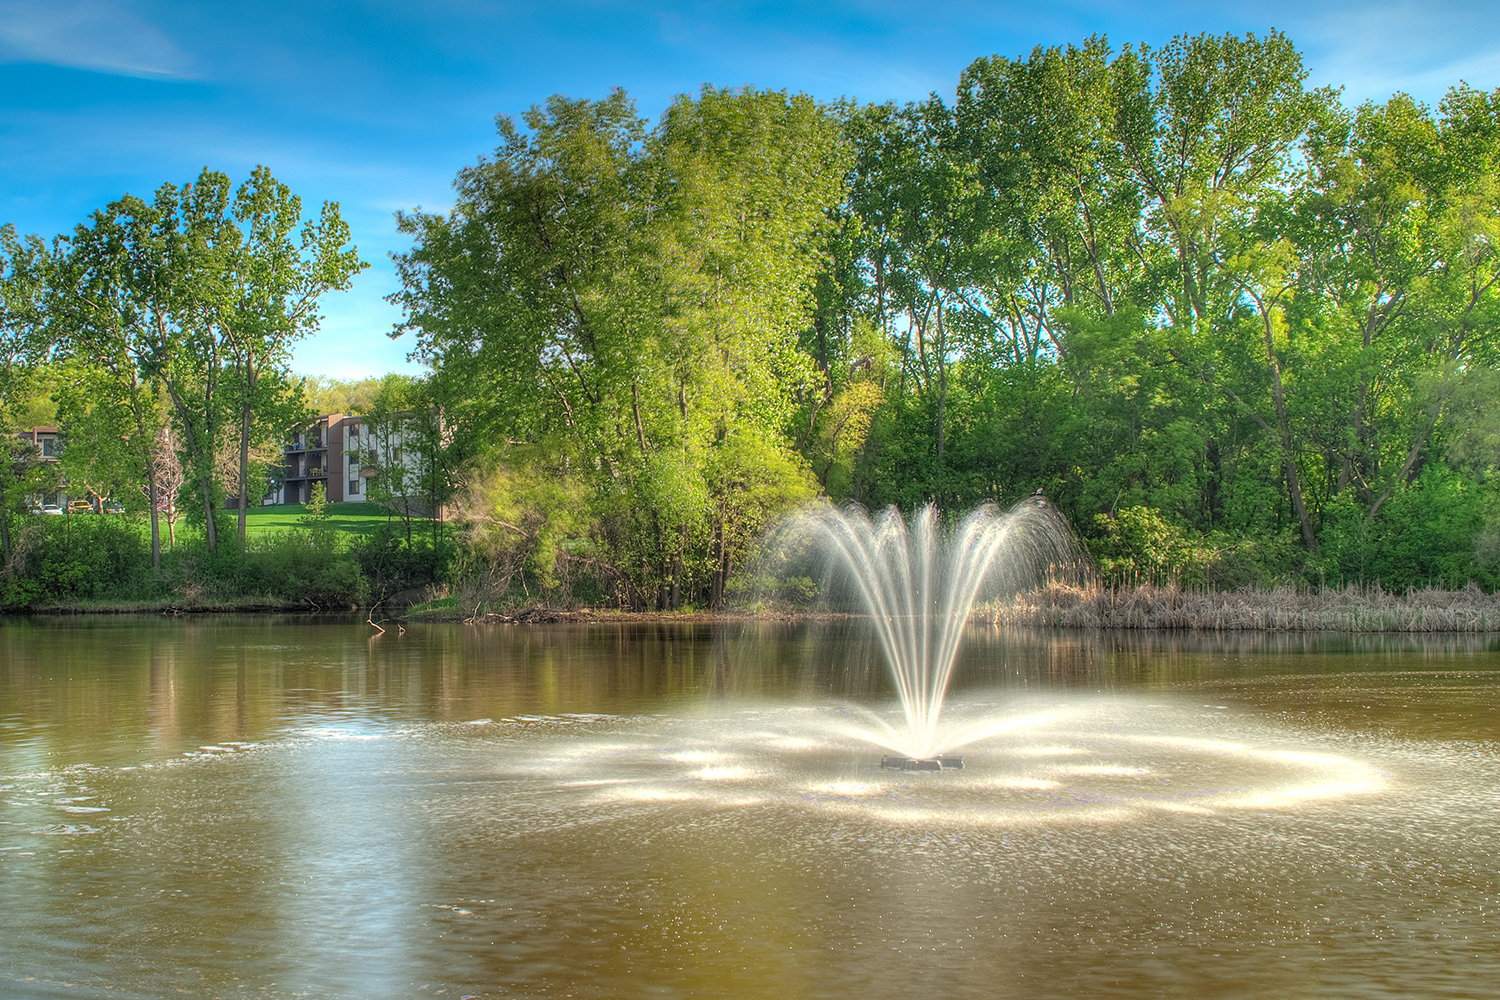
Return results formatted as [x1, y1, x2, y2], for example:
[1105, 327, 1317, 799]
[284, 435, 325, 454]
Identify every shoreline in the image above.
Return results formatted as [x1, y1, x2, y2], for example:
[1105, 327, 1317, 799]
[12, 582, 1500, 632]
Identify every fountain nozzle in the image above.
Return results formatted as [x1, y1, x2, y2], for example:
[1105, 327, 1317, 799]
[880, 755, 964, 772]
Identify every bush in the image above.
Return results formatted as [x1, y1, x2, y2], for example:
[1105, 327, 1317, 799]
[1089, 506, 1221, 586]
[251, 530, 368, 607]
[1320, 469, 1498, 590]
[350, 527, 452, 603]
[153, 528, 369, 608]
[1, 515, 152, 608]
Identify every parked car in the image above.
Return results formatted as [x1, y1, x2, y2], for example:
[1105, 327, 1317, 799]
[37, 503, 64, 515]
[104, 500, 126, 514]
[67, 499, 93, 514]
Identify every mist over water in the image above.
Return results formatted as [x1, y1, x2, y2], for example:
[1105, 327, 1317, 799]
[3, 617, 1500, 999]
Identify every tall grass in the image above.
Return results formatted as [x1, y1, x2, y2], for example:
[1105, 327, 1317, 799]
[987, 582, 1500, 632]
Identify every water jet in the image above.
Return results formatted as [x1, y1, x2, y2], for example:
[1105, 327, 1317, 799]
[789, 499, 1081, 765]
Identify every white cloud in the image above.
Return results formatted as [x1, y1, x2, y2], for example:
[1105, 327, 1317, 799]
[0, 0, 194, 78]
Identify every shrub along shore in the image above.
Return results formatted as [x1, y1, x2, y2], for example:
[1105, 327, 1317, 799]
[5, 503, 1498, 632]
[0, 505, 450, 615]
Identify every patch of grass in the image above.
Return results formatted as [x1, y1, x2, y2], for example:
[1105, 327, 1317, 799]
[28, 594, 299, 613]
[72, 503, 443, 552]
[243, 503, 410, 541]
[404, 595, 457, 616]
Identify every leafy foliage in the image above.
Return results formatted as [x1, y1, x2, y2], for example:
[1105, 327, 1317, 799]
[836, 34, 1500, 590]
[393, 86, 847, 608]
[5, 33, 1499, 608]
[1, 515, 149, 609]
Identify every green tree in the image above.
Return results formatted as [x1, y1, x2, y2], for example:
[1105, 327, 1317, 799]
[53, 167, 363, 555]
[0, 225, 52, 417]
[394, 86, 847, 608]
[0, 225, 55, 561]
[222, 166, 366, 540]
[55, 185, 211, 566]
[1304, 88, 1500, 513]
[847, 32, 1356, 573]
[301, 480, 328, 523]
[0, 439, 58, 566]
[299, 373, 384, 415]
[364, 374, 450, 550]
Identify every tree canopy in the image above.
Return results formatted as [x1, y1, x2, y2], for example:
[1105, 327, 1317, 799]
[393, 40, 1500, 601]
[4, 32, 1497, 611]
[393, 86, 850, 607]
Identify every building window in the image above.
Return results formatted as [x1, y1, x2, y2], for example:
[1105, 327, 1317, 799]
[349, 479, 360, 496]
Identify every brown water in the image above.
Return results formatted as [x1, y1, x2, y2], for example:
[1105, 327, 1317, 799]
[3, 616, 1500, 999]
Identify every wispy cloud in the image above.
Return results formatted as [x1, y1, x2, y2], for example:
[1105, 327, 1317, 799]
[1286, 0, 1500, 103]
[0, 0, 194, 78]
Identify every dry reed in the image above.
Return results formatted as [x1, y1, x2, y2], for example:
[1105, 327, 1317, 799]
[986, 582, 1500, 632]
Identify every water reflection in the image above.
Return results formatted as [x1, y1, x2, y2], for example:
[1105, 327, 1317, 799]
[3, 616, 1500, 999]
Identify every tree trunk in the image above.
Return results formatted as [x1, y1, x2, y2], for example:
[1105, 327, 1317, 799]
[237, 364, 256, 541]
[237, 403, 251, 541]
[147, 460, 161, 569]
[1370, 406, 1442, 519]
[163, 382, 218, 553]
[1261, 313, 1320, 556]
[710, 508, 727, 610]
[199, 474, 218, 551]
[669, 526, 684, 611]
[934, 298, 948, 483]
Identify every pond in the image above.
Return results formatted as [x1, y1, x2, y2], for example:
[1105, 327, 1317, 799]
[3, 616, 1499, 999]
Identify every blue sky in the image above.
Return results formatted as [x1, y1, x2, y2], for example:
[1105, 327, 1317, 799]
[3, 1, 1497, 378]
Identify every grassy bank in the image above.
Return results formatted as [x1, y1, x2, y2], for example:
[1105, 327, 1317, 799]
[241, 502, 415, 540]
[44, 502, 433, 547]
[988, 583, 1500, 632]
[1, 506, 453, 613]
[20, 583, 1500, 630]
[12, 507, 1499, 629]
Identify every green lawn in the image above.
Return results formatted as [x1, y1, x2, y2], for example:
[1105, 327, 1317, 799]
[94, 502, 443, 551]
[242, 502, 416, 540]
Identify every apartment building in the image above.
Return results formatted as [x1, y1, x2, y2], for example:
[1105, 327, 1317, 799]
[16, 427, 62, 460]
[274, 413, 342, 504]
[13, 427, 70, 507]
[267, 411, 431, 507]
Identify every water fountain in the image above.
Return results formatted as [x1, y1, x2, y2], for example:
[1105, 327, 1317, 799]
[784, 499, 1082, 767]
